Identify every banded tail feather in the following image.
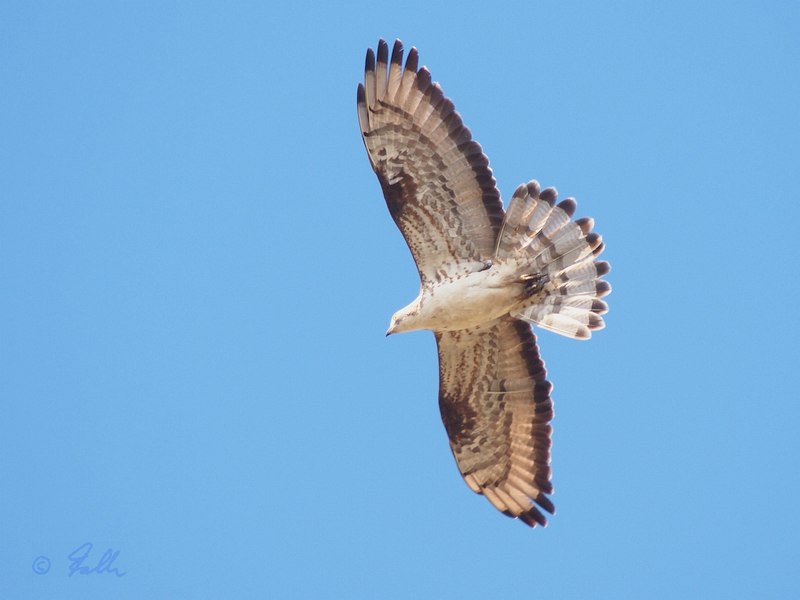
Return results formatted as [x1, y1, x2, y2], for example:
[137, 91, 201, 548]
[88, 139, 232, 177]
[496, 180, 611, 340]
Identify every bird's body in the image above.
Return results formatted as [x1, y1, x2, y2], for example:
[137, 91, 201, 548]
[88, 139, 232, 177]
[390, 263, 523, 333]
[358, 39, 610, 527]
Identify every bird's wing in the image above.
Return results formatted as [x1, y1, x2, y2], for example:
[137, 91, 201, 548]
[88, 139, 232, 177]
[357, 39, 504, 284]
[436, 316, 555, 527]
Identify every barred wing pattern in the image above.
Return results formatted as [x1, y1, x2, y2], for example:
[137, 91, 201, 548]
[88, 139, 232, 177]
[357, 39, 504, 283]
[436, 318, 555, 526]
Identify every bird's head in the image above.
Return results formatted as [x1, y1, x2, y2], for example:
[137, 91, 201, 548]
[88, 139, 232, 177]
[386, 301, 420, 336]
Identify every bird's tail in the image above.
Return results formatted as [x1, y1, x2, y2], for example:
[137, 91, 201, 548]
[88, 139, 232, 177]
[494, 180, 611, 340]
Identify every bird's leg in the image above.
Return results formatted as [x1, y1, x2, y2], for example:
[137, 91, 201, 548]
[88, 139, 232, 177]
[521, 273, 549, 296]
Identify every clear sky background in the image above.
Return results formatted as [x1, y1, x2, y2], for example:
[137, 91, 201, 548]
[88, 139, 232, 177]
[2, 1, 799, 598]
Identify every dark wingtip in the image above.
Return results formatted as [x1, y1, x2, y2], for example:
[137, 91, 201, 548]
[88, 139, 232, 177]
[526, 180, 541, 199]
[427, 82, 444, 105]
[391, 39, 404, 66]
[534, 379, 554, 401]
[536, 494, 556, 515]
[365, 48, 375, 73]
[376, 38, 389, 66]
[416, 66, 432, 90]
[405, 47, 419, 72]
[536, 476, 554, 495]
[357, 83, 365, 103]
[519, 505, 548, 528]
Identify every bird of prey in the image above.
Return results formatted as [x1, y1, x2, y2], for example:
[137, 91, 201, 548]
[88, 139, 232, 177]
[357, 39, 610, 527]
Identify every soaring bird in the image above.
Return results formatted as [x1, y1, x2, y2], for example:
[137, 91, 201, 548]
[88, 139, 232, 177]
[357, 39, 610, 527]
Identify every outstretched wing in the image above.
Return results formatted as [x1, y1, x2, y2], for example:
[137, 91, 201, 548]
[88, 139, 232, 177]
[436, 317, 555, 527]
[357, 39, 504, 284]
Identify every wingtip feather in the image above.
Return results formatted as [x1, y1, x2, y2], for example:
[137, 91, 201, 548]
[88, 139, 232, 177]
[519, 505, 548, 527]
[405, 47, 419, 72]
[390, 39, 404, 66]
[365, 47, 375, 73]
[376, 38, 388, 64]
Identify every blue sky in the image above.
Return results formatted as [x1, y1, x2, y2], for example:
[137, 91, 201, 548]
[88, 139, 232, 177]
[2, 1, 799, 598]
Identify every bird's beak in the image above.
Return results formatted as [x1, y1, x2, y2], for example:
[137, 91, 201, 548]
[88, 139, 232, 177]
[385, 328, 393, 337]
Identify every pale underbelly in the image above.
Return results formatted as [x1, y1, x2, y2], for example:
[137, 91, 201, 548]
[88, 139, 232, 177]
[417, 276, 520, 331]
